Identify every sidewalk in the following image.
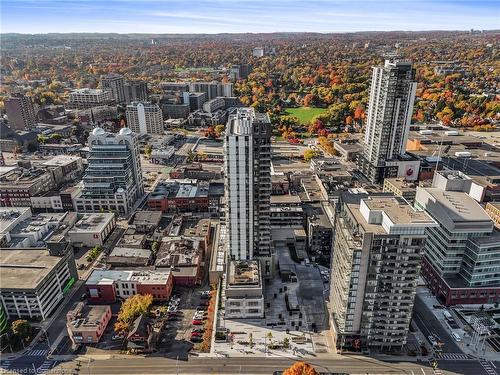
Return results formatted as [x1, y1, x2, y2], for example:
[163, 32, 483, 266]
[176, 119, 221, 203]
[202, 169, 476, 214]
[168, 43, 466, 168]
[416, 287, 499, 362]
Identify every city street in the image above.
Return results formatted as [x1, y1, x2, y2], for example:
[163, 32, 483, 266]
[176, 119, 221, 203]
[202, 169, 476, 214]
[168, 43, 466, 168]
[412, 294, 461, 353]
[12, 355, 460, 375]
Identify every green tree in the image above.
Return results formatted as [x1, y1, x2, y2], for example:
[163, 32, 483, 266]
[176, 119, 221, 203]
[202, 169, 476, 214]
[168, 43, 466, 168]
[214, 124, 225, 137]
[117, 294, 153, 324]
[151, 241, 159, 254]
[303, 149, 318, 161]
[11, 320, 30, 344]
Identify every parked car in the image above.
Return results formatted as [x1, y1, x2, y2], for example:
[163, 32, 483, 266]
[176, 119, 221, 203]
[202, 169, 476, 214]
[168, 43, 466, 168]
[191, 331, 203, 337]
[452, 332, 461, 342]
[193, 313, 205, 320]
[192, 319, 203, 325]
[192, 328, 204, 333]
[112, 334, 124, 341]
[197, 305, 208, 311]
[190, 336, 203, 343]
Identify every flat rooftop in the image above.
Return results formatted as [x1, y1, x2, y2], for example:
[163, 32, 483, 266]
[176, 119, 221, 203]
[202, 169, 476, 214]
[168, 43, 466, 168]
[86, 269, 170, 286]
[132, 210, 162, 227]
[418, 188, 491, 223]
[193, 138, 223, 156]
[270, 195, 301, 205]
[0, 249, 63, 290]
[384, 177, 432, 192]
[109, 247, 151, 259]
[67, 303, 109, 330]
[181, 217, 211, 238]
[42, 155, 82, 167]
[69, 213, 114, 233]
[156, 237, 201, 267]
[228, 260, 261, 286]
[363, 197, 436, 225]
[0, 207, 31, 233]
[149, 180, 209, 200]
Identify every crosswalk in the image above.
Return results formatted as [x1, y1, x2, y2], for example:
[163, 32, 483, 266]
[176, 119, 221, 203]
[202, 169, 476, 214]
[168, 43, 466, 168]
[479, 360, 498, 375]
[435, 352, 473, 360]
[37, 361, 56, 374]
[25, 349, 48, 357]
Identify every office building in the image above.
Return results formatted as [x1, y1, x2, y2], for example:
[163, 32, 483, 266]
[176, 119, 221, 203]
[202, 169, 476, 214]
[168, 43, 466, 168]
[155, 237, 203, 286]
[0, 249, 78, 320]
[107, 247, 152, 267]
[147, 179, 210, 213]
[67, 213, 116, 248]
[329, 195, 436, 350]
[357, 60, 419, 184]
[101, 73, 126, 104]
[68, 89, 113, 109]
[75, 128, 144, 215]
[126, 101, 164, 135]
[160, 82, 190, 93]
[162, 103, 190, 119]
[252, 47, 265, 58]
[269, 195, 303, 228]
[203, 97, 225, 113]
[229, 64, 252, 81]
[5, 94, 37, 130]
[189, 81, 233, 100]
[305, 203, 334, 265]
[224, 108, 272, 270]
[188, 92, 207, 111]
[225, 261, 264, 319]
[0, 166, 58, 207]
[66, 302, 112, 346]
[415, 187, 500, 305]
[124, 80, 148, 104]
[85, 270, 173, 303]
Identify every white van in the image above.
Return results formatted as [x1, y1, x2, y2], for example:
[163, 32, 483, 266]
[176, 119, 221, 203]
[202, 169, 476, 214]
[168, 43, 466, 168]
[452, 332, 461, 342]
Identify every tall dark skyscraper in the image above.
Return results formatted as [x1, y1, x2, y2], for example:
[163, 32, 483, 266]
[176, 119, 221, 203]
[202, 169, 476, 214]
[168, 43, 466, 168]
[357, 60, 419, 184]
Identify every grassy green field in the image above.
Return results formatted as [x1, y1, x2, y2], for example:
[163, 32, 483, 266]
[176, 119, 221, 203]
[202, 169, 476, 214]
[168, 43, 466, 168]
[284, 107, 327, 125]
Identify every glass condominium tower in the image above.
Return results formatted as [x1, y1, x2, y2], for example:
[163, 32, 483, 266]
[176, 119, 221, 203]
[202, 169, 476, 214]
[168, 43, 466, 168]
[76, 127, 144, 215]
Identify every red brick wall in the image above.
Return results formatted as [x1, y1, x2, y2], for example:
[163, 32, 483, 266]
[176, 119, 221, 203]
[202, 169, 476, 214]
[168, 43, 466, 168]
[136, 277, 173, 301]
[422, 258, 500, 306]
[86, 284, 116, 303]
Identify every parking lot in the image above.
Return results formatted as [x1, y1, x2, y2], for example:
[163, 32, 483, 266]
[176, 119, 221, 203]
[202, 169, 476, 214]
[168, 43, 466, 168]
[157, 287, 211, 359]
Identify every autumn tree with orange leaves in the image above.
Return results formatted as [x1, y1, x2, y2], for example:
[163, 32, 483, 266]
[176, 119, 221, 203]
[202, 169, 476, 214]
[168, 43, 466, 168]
[283, 361, 319, 375]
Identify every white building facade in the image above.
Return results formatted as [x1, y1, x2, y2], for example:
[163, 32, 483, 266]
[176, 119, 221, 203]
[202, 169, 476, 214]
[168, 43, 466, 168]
[75, 128, 144, 215]
[126, 101, 164, 135]
[224, 108, 271, 269]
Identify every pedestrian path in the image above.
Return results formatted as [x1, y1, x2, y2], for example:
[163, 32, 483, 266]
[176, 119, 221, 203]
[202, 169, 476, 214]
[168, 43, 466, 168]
[479, 359, 498, 375]
[37, 360, 56, 374]
[25, 349, 48, 357]
[435, 352, 473, 360]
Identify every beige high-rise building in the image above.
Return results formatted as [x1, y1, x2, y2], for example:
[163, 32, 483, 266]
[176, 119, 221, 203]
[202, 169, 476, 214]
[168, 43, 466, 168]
[126, 102, 164, 135]
[329, 194, 436, 350]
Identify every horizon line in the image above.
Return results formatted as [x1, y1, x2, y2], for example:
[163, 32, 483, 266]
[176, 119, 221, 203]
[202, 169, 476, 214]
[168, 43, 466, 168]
[3, 29, 500, 36]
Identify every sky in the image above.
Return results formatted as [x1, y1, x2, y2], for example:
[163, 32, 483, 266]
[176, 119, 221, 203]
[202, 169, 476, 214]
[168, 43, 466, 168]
[1, 0, 499, 34]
